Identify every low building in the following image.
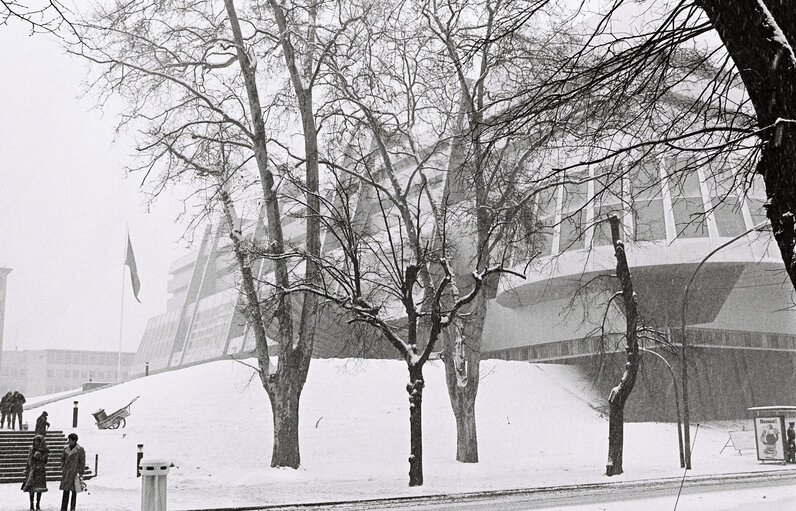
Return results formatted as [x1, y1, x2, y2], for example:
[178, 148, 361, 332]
[0, 349, 135, 397]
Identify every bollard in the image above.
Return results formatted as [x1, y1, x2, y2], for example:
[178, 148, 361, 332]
[72, 401, 79, 428]
[139, 459, 171, 511]
[137, 445, 144, 477]
[145, 362, 150, 377]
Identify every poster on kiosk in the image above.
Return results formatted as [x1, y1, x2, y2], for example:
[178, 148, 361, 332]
[754, 416, 786, 461]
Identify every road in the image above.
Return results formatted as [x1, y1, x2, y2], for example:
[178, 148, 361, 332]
[402, 479, 796, 511]
[191, 471, 796, 511]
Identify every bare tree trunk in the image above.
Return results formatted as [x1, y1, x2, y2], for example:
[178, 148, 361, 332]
[605, 215, 639, 476]
[448, 381, 478, 462]
[268, 372, 303, 468]
[442, 279, 496, 463]
[606, 400, 626, 475]
[224, 0, 314, 469]
[407, 364, 425, 486]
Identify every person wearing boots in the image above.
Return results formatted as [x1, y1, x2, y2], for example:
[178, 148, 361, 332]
[35, 412, 49, 437]
[59, 433, 85, 511]
[11, 391, 26, 430]
[21, 434, 49, 510]
[787, 421, 796, 463]
[0, 391, 11, 428]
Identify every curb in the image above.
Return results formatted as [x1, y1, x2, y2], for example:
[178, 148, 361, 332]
[182, 468, 796, 510]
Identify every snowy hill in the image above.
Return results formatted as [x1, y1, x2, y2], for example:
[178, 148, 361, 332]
[0, 358, 770, 510]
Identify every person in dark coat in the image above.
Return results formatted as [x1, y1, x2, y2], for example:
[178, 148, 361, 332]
[0, 391, 11, 428]
[34, 412, 49, 437]
[11, 391, 26, 430]
[59, 433, 85, 511]
[22, 435, 49, 510]
[787, 421, 796, 463]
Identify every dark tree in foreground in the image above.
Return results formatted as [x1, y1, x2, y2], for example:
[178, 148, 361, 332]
[605, 215, 640, 477]
[695, 0, 796, 291]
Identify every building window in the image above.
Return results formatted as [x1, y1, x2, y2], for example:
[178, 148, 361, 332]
[631, 163, 666, 241]
[534, 185, 558, 257]
[669, 164, 708, 238]
[593, 173, 624, 247]
[746, 175, 769, 228]
[560, 173, 588, 252]
[705, 171, 746, 237]
[713, 197, 746, 237]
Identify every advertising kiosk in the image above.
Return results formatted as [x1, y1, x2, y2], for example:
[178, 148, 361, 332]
[748, 406, 796, 464]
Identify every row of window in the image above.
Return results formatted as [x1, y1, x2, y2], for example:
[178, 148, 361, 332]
[46, 350, 134, 365]
[517, 163, 768, 261]
[44, 369, 127, 380]
[0, 368, 128, 380]
[487, 327, 796, 362]
[45, 386, 78, 394]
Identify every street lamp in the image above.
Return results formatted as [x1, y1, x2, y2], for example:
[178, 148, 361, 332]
[680, 221, 768, 469]
[639, 347, 684, 468]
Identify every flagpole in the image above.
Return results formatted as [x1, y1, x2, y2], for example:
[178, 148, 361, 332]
[118, 225, 127, 383]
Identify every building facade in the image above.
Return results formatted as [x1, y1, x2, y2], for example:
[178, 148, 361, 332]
[480, 162, 796, 420]
[130, 149, 796, 420]
[0, 349, 135, 397]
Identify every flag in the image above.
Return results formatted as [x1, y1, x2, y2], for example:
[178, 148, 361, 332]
[125, 234, 141, 303]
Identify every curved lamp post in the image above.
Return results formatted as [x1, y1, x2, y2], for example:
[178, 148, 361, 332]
[639, 347, 684, 467]
[680, 221, 768, 469]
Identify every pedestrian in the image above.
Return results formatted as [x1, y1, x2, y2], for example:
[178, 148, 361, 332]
[0, 391, 11, 428]
[59, 433, 85, 511]
[11, 391, 26, 430]
[787, 421, 796, 463]
[35, 411, 49, 437]
[21, 434, 49, 510]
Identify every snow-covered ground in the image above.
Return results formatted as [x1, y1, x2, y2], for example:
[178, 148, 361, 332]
[1, 358, 792, 510]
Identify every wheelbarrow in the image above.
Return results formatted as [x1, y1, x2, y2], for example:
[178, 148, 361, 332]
[92, 396, 139, 430]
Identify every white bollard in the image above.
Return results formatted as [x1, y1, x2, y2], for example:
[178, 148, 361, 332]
[139, 459, 171, 511]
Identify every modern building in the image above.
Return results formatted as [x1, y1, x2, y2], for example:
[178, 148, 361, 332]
[131, 212, 397, 377]
[0, 349, 135, 397]
[480, 163, 796, 420]
[130, 147, 796, 420]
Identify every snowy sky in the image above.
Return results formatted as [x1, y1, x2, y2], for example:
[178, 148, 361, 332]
[0, 22, 193, 353]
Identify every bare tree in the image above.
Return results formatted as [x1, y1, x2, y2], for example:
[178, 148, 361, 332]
[277, 157, 522, 487]
[71, 0, 357, 469]
[603, 215, 640, 476]
[407, 0, 575, 464]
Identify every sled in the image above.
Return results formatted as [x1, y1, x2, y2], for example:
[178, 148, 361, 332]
[92, 396, 139, 430]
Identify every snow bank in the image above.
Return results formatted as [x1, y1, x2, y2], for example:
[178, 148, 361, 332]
[0, 358, 786, 510]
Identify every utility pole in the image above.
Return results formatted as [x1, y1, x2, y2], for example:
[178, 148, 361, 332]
[0, 268, 11, 385]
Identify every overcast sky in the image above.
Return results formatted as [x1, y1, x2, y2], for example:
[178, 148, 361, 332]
[0, 22, 194, 354]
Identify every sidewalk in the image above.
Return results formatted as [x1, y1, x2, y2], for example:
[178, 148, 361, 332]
[1, 448, 793, 511]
